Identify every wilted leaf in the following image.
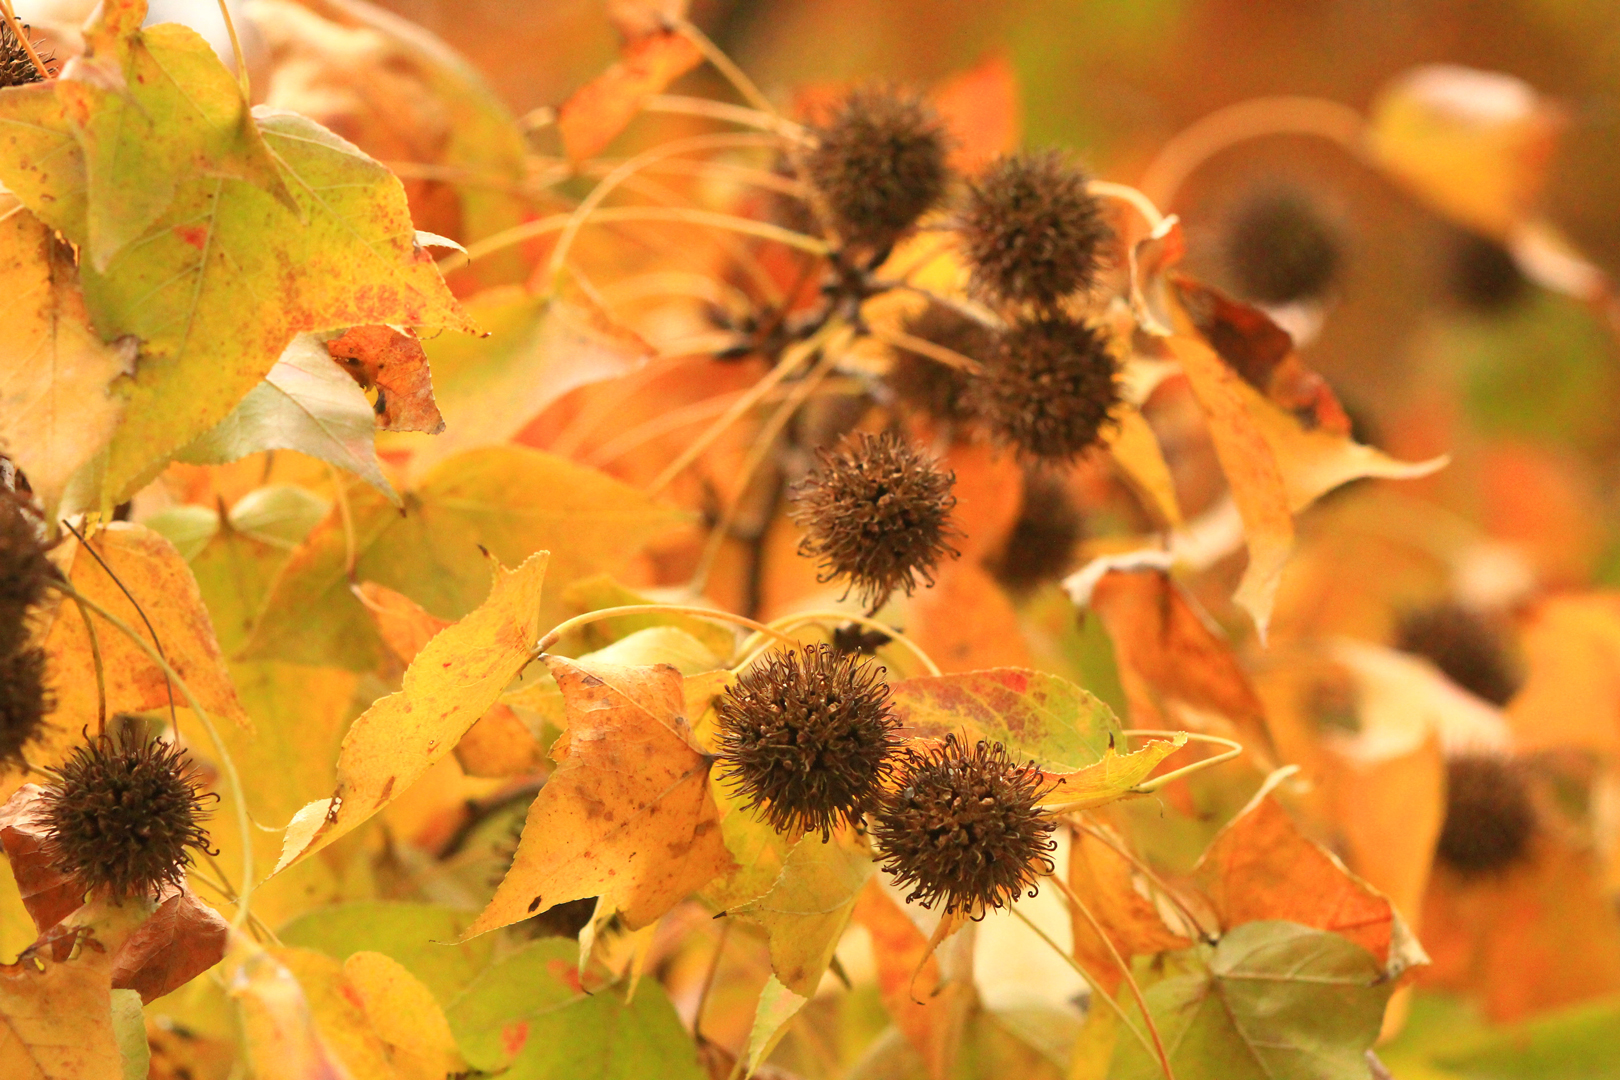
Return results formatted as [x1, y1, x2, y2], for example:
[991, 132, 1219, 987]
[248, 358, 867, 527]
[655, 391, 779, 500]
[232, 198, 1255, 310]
[558, 30, 703, 162]
[273, 550, 547, 871]
[0, 787, 85, 935]
[471, 656, 732, 935]
[177, 334, 398, 501]
[327, 325, 444, 435]
[1108, 921, 1394, 1080]
[0, 196, 134, 516]
[446, 938, 705, 1080]
[241, 446, 681, 671]
[1366, 65, 1563, 238]
[736, 831, 874, 996]
[106, 888, 229, 1004]
[890, 667, 1123, 773]
[1165, 333, 1292, 637]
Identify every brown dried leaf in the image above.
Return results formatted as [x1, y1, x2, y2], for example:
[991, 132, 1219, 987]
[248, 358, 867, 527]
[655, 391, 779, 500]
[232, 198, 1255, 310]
[558, 30, 703, 163]
[108, 888, 229, 1004]
[0, 787, 83, 936]
[470, 656, 732, 935]
[327, 326, 444, 434]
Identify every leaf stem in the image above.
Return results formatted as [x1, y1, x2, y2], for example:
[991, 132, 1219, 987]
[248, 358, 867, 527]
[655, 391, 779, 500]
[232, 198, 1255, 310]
[1121, 730, 1242, 793]
[214, 0, 251, 101]
[51, 583, 257, 932]
[734, 611, 943, 677]
[643, 94, 808, 141]
[671, 17, 783, 123]
[1087, 180, 1169, 232]
[534, 604, 799, 655]
[1047, 874, 1178, 1080]
[63, 591, 108, 737]
[1008, 904, 1163, 1072]
[868, 325, 983, 373]
[1070, 818, 1214, 941]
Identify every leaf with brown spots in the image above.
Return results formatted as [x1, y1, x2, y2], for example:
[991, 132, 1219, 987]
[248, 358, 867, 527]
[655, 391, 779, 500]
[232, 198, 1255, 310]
[272, 550, 548, 873]
[468, 656, 732, 935]
[557, 30, 704, 163]
[327, 325, 445, 435]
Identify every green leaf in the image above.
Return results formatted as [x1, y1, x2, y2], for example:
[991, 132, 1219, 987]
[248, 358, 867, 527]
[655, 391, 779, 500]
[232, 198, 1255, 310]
[111, 988, 149, 1080]
[240, 446, 684, 670]
[744, 976, 810, 1076]
[736, 832, 874, 997]
[446, 939, 705, 1080]
[176, 334, 397, 501]
[890, 669, 1124, 772]
[278, 901, 494, 1006]
[1108, 921, 1394, 1080]
[1435, 995, 1620, 1079]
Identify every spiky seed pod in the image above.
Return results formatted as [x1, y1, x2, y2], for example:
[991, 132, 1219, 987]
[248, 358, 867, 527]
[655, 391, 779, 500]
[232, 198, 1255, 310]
[988, 468, 1085, 595]
[1395, 603, 1521, 707]
[0, 647, 50, 763]
[0, 22, 49, 88]
[716, 645, 900, 839]
[959, 151, 1111, 308]
[886, 303, 996, 426]
[1445, 229, 1527, 313]
[873, 734, 1056, 915]
[0, 492, 55, 657]
[39, 734, 215, 901]
[790, 430, 959, 611]
[975, 314, 1120, 463]
[1222, 185, 1343, 305]
[804, 86, 951, 252]
[1436, 755, 1535, 876]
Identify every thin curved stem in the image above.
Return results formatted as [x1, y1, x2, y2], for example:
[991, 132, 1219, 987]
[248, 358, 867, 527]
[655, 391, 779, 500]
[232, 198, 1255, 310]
[869, 325, 983, 373]
[1122, 730, 1242, 793]
[733, 611, 943, 678]
[1070, 818, 1215, 941]
[1048, 874, 1177, 1080]
[1008, 905, 1163, 1071]
[63, 592, 107, 736]
[0, 0, 51, 81]
[534, 604, 800, 655]
[52, 584, 257, 932]
[1138, 96, 1367, 208]
[672, 17, 782, 121]
[214, 0, 251, 99]
[1088, 180, 1168, 232]
[643, 94, 808, 141]
[544, 131, 793, 289]
[687, 353, 837, 596]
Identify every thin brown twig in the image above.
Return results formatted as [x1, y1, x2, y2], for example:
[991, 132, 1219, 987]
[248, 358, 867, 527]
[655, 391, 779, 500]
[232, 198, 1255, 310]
[0, 0, 51, 81]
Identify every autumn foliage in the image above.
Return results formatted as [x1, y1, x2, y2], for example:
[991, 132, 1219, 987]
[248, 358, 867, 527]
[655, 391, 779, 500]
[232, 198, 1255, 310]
[1, 2, 1619, 1079]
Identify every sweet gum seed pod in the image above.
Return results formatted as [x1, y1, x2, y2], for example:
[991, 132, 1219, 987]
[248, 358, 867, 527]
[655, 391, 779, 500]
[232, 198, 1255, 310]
[1222, 184, 1344, 305]
[885, 302, 997, 427]
[0, 22, 49, 88]
[40, 732, 216, 901]
[975, 314, 1120, 463]
[790, 430, 959, 612]
[987, 468, 1085, 595]
[716, 644, 900, 839]
[873, 734, 1057, 915]
[805, 85, 951, 253]
[0, 646, 50, 764]
[960, 150, 1111, 308]
[1436, 755, 1535, 877]
[0, 491, 56, 657]
[1394, 602, 1521, 707]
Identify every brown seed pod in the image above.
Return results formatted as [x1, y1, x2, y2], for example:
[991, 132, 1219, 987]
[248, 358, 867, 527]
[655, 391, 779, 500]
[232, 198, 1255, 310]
[885, 303, 997, 427]
[0, 646, 50, 764]
[804, 86, 951, 253]
[1222, 185, 1344, 305]
[0, 491, 55, 657]
[959, 150, 1111, 308]
[1395, 602, 1521, 707]
[873, 734, 1057, 915]
[987, 468, 1085, 595]
[0, 21, 50, 88]
[790, 430, 959, 612]
[975, 314, 1120, 463]
[716, 645, 900, 839]
[1436, 754, 1535, 877]
[39, 732, 216, 901]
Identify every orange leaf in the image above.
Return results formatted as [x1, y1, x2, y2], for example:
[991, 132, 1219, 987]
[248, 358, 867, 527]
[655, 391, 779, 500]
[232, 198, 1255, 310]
[327, 325, 445, 434]
[469, 656, 732, 934]
[905, 562, 1032, 673]
[1067, 825, 1191, 995]
[1195, 788, 1405, 969]
[557, 30, 703, 163]
[931, 53, 1020, 175]
[851, 880, 970, 1080]
[1508, 592, 1620, 756]
[357, 581, 449, 665]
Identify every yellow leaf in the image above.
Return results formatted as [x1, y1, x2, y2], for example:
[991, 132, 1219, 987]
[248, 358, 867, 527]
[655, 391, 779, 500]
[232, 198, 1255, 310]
[736, 832, 874, 996]
[1166, 333, 1292, 639]
[229, 948, 350, 1080]
[342, 952, 463, 1080]
[273, 550, 548, 872]
[0, 196, 134, 517]
[1105, 405, 1181, 527]
[1040, 737, 1187, 812]
[268, 949, 395, 1080]
[469, 657, 733, 936]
